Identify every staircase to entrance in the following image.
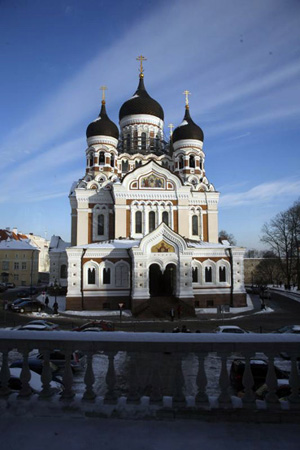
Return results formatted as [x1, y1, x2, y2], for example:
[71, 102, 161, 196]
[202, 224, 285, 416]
[134, 296, 195, 319]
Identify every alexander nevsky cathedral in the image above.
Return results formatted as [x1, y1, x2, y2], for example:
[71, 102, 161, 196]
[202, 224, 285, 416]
[65, 57, 246, 313]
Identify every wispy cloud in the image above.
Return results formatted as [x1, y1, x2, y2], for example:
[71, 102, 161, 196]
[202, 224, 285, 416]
[220, 178, 300, 208]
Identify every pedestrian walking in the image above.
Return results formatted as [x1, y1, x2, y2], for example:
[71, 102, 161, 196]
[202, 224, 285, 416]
[170, 308, 175, 321]
[53, 301, 58, 314]
[45, 296, 49, 307]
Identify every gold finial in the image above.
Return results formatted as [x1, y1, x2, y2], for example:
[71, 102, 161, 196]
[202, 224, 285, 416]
[183, 90, 191, 108]
[136, 55, 147, 77]
[100, 85, 107, 104]
[168, 123, 174, 137]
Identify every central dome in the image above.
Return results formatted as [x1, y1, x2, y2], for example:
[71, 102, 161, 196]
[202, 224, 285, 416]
[119, 75, 164, 121]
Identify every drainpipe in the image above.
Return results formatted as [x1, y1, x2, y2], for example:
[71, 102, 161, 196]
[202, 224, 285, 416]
[126, 248, 133, 310]
[80, 248, 87, 310]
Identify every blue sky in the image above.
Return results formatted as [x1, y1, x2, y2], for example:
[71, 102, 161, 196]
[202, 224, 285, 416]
[0, 0, 299, 249]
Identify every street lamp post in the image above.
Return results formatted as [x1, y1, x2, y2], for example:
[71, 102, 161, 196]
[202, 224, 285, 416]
[118, 302, 124, 322]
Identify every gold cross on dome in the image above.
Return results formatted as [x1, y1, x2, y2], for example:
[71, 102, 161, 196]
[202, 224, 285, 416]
[183, 90, 191, 107]
[168, 123, 174, 137]
[136, 55, 147, 75]
[100, 85, 107, 103]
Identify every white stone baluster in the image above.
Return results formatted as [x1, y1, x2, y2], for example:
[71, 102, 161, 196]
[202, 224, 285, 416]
[172, 353, 185, 406]
[19, 350, 32, 397]
[83, 353, 96, 401]
[288, 354, 300, 406]
[242, 352, 256, 407]
[0, 351, 11, 396]
[40, 350, 54, 398]
[149, 353, 163, 404]
[127, 352, 141, 404]
[104, 351, 117, 404]
[61, 353, 75, 399]
[195, 353, 208, 404]
[218, 353, 231, 405]
[265, 353, 279, 406]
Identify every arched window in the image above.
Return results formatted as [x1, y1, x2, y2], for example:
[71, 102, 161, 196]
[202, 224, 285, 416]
[89, 155, 94, 166]
[115, 263, 129, 288]
[205, 267, 212, 283]
[98, 214, 104, 236]
[141, 132, 146, 150]
[192, 267, 198, 283]
[200, 159, 203, 170]
[149, 211, 156, 232]
[135, 211, 142, 233]
[219, 266, 226, 282]
[99, 152, 105, 164]
[60, 264, 67, 279]
[155, 135, 160, 150]
[122, 160, 128, 172]
[189, 155, 195, 168]
[126, 134, 131, 152]
[110, 155, 114, 167]
[103, 268, 111, 284]
[88, 268, 95, 284]
[162, 211, 169, 226]
[192, 215, 198, 236]
[179, 156, 184, 169]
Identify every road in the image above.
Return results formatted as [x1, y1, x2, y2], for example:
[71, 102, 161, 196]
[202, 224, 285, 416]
[1, 288, 300, 332]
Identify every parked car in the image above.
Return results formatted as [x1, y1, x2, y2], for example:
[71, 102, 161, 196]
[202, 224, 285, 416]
[0, 283, 8, 292]
[10, 358, 59, 376]
[4, 282, 15, 288]
[1, 368, 62, 393]
[10, 299, 45, 313]
[8, 297, 32, 310]
[72, 320, 115, 332]
[36, 350, 85, 373]
[230, 358, 289, 393]
[214, 325, 249, 334]
[275, 325, 300, 334]
[15, 320, 60, 331]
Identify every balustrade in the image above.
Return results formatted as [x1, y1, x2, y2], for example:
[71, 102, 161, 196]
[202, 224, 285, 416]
[0, 330, 299, 417]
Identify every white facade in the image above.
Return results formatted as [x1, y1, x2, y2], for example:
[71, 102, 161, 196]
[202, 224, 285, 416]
[66, 68, 246, 312]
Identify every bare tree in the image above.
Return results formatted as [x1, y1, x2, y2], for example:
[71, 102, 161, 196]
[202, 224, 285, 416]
[261, 209, 294, 288]
[218, 230, 236, 246]
[288, 200, 300, 289]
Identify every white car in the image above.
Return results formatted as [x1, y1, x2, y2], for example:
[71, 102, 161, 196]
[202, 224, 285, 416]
[214, 325, 249, 334]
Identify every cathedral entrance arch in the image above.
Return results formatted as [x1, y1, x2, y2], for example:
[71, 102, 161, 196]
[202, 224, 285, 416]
[149, 262, 176, 297]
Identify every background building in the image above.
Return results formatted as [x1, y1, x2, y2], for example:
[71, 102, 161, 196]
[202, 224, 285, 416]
[0, 228, 39, 286]
[66, 62, 246, 312]
[49, 235, 70, 287]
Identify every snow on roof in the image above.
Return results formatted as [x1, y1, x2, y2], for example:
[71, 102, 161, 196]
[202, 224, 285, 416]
[76, 239, 140, 250]
[49, 235, 70, 252]
[0, 239, 37, 251]
[186, 241, 230, 249]
[178, 119, 188, 127]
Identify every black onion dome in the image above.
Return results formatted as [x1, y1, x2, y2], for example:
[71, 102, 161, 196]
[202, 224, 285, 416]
[172, 107, 204, 143]
[86, 102, 119, 139]
[119, 75, 164, 121]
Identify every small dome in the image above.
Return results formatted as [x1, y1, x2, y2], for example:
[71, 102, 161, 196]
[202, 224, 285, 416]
[172, 107, 204, 143]
[119, 75, 164, 121]
[86, 102, 119, 140]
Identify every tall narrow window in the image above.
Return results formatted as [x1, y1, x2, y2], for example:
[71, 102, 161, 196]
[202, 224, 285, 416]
[122, 160, 128, 172]
[99, 152, 105, 164]
[155, 135, 160, 150]
[162, 211, 169, 226]
[192, 267, 198, 283]
[205, 267, 212, 283]
[219, 266, 226, 282]
[89, 155, 94, 166]
[141, 132, 146, 150]
[88, 268, 95, 284]
[98, 214, 104, 235]
[135, 211, 142, 233]
[179, 156, 184, 169]
[192, 215, 198, 236]
[149, 211, 156, 232]
[110, 155, 114, 167]
[103, 268, 111, 284]
[126, 134, 131, 152]
[60, 264, 67, 279]
[189, 155, 195, 168]
[200, 159, 203, 170]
